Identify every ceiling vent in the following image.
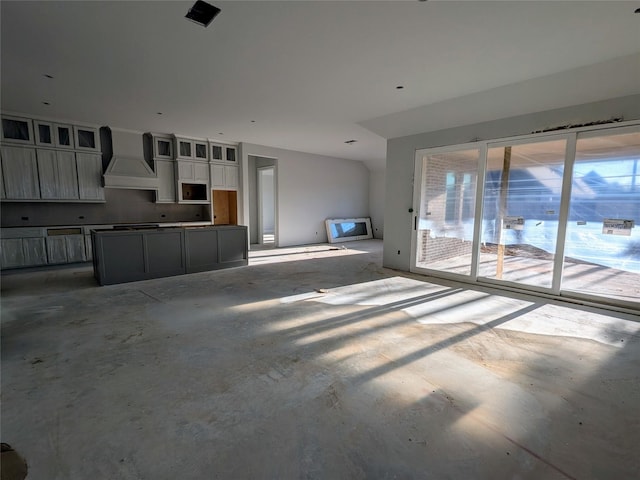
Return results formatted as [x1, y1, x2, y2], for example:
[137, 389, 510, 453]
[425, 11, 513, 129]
[185, 1, 221, 27]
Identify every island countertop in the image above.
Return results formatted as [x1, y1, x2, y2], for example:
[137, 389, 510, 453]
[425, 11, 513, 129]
[91, 224, 248, 285]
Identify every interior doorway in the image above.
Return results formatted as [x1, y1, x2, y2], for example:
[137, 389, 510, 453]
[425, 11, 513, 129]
[257, 166, 276, 246]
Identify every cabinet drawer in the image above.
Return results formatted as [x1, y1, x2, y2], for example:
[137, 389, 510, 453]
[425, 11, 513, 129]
[1, 227, 46, 239]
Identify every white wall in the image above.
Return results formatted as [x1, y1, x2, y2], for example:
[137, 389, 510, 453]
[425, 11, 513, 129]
[368, 169, 385, 239]
[241, 143, 369, 247]
[383, 94, 640, 271]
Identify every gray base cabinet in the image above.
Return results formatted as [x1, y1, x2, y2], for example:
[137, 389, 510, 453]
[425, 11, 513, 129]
[1, 237, 47, 268]
[46, 235, 86, 264]
[0, 228, 48, 268]
[92, 225, 248, 285]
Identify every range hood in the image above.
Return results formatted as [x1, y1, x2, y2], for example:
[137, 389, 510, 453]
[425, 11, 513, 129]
[103, 129, 159, 190]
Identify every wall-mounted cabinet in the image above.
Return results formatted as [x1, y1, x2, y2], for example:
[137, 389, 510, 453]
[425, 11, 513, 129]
[176, 159, 210, 203]
[36, 149, 79, 200]
[34, 121, 74, 149]
[178, 160, 209, 183]
[76, 152, 105, 201]
[211, 164, 238, 190]
[209, 143, 237, 164]
[175, 137, 209, 161]
[73, 125, 100, 152]
[0, 146, 40, 199]
[1, 115, 34, 145]
[153, 135, 173, 160]
[0, 160, 4, 199]
[155, 159, 176, 203]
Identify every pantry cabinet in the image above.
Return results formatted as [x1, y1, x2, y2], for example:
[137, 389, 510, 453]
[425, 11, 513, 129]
[211, 164, 238, 190]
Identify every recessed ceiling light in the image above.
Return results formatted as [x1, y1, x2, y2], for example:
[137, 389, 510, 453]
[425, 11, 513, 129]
[250, 120, 256, 123]
[44, 74, 54, 79]
[42, 101, 51, 105]
[157, 112, 163, 115]
[635, 7, 640, 13]
[218, 132, 224, 135]
[185, 0, 221, 27]
[396, 85, 404, 90]
[345, 139, 357, 145]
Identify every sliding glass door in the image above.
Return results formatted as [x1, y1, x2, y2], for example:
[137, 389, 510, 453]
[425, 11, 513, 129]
[412, 123, 640, 309]
[478, 137, 567, 290]
[561, 128, 640, 304]
[413, 147, 480, 276]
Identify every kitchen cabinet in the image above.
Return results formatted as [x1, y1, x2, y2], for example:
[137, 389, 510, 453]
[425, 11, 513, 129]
[46, 230, 86, 264]
[210, 143, 237, 164]
[73, 125, 100, 152]
[92, 225, 248, 285]
[0, 228, 47, 269]
[0, 160, 5, 199]
[177, 160, 209, 203]
[1, 115, 34, 145]
[225, 146, 237, 163]
[0, 238, 47, 268]
[155, 159, 176, 203]
[34, 121, 54, 147]
[211, 164, 238, 190]
[85, 235, 93, 261]
[153, 135, 173, 160]
[37, 149, 79, 199]
[0, 146, 40, 199]
[32, 121, 74, 149]
[76, 152, 105, 201]
[175, 137, 208, 161]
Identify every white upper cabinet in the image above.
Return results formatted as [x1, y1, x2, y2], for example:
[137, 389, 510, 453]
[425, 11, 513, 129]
[33, 121, 75, 149]
[210, 164, 238, 191]
[36, 149, 79, 200]
[176, 137, 193, 160]
[1, 115, 34, 145]
[194, 140, 208, 161]
[34, 121, 54, 147]
[54, 123, 74, 149]
[226, 146, 237, 163]
[73, 125, 101, 152]
[209, 142, 238, 164]
[155, 160, 176, 203]
[211, 144, 223, 162]
[1, 146, 40, 199]
[175, 137, 208, 161]
[76, 152, 105, 201]
[153, 135, 173, 160]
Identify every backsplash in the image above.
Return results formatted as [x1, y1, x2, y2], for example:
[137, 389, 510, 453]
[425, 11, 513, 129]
[1, 189, 209, 227]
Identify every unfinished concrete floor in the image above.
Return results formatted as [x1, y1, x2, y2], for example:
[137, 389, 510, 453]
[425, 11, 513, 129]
[2, 239, 639, 479]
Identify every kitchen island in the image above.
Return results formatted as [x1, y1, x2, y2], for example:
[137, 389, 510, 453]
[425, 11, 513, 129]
[91, 225, 248, 285]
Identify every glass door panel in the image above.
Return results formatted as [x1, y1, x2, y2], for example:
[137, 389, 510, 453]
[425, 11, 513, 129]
[479, 139, 567, 288]
[415, 148, 479, 276]
[561, 130, 640, 304]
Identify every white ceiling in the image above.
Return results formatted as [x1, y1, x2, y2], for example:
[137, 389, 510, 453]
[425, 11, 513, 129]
[2, 1, 639, 171]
